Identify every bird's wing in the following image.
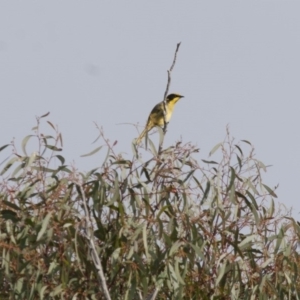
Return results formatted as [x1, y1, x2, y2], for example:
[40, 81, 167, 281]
[149, 102, 164, 121]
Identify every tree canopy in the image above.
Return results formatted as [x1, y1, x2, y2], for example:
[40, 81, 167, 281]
[0, 115, 299, 300]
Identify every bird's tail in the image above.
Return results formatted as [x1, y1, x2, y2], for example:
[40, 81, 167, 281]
[136, 127, 148, 144]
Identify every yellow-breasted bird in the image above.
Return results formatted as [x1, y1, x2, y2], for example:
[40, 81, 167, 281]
[136, 93, 184, 144]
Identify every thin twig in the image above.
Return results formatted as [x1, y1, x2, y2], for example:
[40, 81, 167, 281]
[159, 42, 181, 154]
[78, 183, 112, 300]
[145, 287, 160, 300]
[162, 42, 181, 103]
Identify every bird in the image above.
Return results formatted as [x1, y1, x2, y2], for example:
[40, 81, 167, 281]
[136, 93, 184, 144]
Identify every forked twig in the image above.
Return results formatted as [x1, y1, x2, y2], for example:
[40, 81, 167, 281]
[159, 42, 181, 153]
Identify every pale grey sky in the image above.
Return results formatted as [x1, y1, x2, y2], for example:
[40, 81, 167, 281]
[1, 2, 300, 215]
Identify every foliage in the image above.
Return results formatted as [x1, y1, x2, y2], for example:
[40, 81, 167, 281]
[0, 116, 299, 300]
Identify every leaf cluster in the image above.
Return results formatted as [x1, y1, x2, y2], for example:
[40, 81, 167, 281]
[0, 118, 300, 299]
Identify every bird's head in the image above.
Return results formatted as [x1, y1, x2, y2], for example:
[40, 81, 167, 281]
[166, 93, 184, 104]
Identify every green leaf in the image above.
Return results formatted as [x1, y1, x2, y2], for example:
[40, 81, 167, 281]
[11, 163, 24, 178]
[188, 243, 205, 260]
[112, 160, 132, 167]
[183, 170, 195, 183]
[168, 263, 179, 288]
[268, 198, 275, 217]
[261, 257, 273, 268]
[21, 135, 34, 156]
[170, 241, 181, 256]
[80, 146, 103, 157]
[2, 200, 20, 211]
[201, 160, 218, 165]
[148, 138, 158, 157]
[25, 151, 37, 168]
[157, 125, 164, 147]
[112, 247, 121, 261]
[229, 184, 236, 204]
[142, 224, 149, 259]
[238, 234, 256, 248]
[50, 284, 63, 297]
[1, 209, 19, 222]
[209, 142, 222, 156]
[284, 272, 292, 285]
[236, 154, 242, 170]
[241, 140, 251, 145]
[55, 155, 65, 165]
[226, 167, 236, 192]
[246, 179, 259, 195]
[31, 166, 57, 173]
[47, 120, 55, 130]
[262, 184, 277, 198]
[235, 191, 247, 201]
[40, 285, 48, 298]
[274, 228, 284, 254]
[192, 176, 202, 190]
[174, 258, 185, 285]
[102, 147, 111, 166]
[246, 190, 259, 210]
[200, 180, 210, 204]
[40, 112, 50, 118]
[37, 213, 52, 241]
[0, 144, 10, 152]
[255, 159, 267, 172]
[1, 157, 18, 175]
[216, 261, 227, 285]
[235, 144, 243, 156]
[45, 145, 62, 151]
[131, 140, 138, 158]
[58, 133, 63, 147]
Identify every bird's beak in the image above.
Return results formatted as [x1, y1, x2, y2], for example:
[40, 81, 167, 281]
[180, 96, 184, 98]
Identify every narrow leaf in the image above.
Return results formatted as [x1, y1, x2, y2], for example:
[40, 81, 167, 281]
[238, 234, 256, 248]
[55, 155, 65, 165]
[201, 180, 210, 204]
[183, 170, 195, 183]
[37, 213, 52, 241]
[1, 157, 18, 175]
[21, 135, 33, 156]
[216, 262, 227, 285]
[241, 140, 251, 145]
[262, 184, 277, 198]
[26, 152, 37, 168]
[40, 112, 50, 118]
[2, 200, 20, 211]
[209, 142, 222, 156]
[235, 144, 243, 156]
[148, 138, 158, 157]
[157, 126, 164, 148]
[58, 133, 63, 147]
[80, 146, 103, 157]
[132, 144, 138, 159]
[47, 121, 55, 130]
[0, 144, 9, 152]
[143, 224, 149, 259]
[226, 167, 236, 192]
[45, 145, 62, 151]
[202, 160, 218, 165]
[1, 209, 19, 222]
[174, 258, 185, 285]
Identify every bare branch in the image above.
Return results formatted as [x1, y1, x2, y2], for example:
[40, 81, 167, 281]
[162, 42, 181, 102]
[159, 42, 181, 153]
[78, 183, 112, 300]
